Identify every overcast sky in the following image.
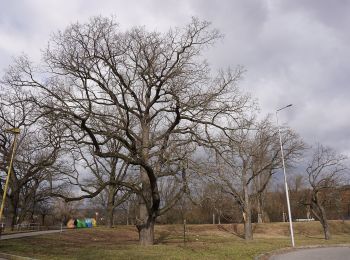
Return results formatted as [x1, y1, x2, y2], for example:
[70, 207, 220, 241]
[1, 0, 349, 157]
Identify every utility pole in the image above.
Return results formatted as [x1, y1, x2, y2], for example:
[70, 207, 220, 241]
[0, 128, 20, 234]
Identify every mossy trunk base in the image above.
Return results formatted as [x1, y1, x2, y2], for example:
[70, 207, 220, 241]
[138, 221, 155, 245]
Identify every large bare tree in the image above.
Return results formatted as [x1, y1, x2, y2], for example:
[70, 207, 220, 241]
[304, 144, 348, 240]
[3, 17, 250, 244]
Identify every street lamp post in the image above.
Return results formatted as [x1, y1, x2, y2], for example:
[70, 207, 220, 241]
[0, 128, 21, 229]
[276, 104, 295, 247]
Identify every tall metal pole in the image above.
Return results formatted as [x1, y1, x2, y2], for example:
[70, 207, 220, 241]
[0, 128, 21, 223]
[276, 105, 295, 247]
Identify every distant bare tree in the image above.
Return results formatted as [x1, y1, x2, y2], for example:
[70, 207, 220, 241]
[304, 144, 348, 240]
[212, 117, 304, 240]
[0, 87, 65, 229]
[3, 17, 251, 244]
[52, 199, 81, 225]
[33, 197, 55, 226]
[63, 141, 133, 228]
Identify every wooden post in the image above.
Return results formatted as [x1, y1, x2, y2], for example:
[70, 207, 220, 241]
[183, 219, 186, 245]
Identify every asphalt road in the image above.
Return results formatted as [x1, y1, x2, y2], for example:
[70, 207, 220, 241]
[270, 247, 350, 260]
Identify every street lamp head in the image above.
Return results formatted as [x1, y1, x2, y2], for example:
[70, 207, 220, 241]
[5, 128, 20, 134]
[277, 104, 293, 112]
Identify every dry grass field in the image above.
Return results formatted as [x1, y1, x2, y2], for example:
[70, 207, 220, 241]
[0, 221, 349, 259]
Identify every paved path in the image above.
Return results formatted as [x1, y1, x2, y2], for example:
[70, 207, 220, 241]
[0, 230, 63, 240]
[270, 247, 350, 260]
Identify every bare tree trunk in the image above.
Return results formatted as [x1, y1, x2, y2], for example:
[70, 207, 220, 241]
[257, 192, 270, 223]
[137, 192, 155, 245]
[243, 208, 253, 240]
[137, 170, 156, 245]
[138, 218, 155, 246]
[257, 195, 263, 224]
[320, 217, 331, 240]
[257, 174, 263, 224]
[312, 205, 331, 240]
[106, 187, 115, 228]
[126, 200, 130, 225]
[11, 209, 18, 231]
[41, 214, 46, 226]
[319, 205, 331, 240]
[138, 122, 153, 245]
[10, 192, 20, 231]
[311, 194, 331, 240]
[106, 202, 114, 228]
[136, 122, 158, 245]
[243, 186, 253, 240]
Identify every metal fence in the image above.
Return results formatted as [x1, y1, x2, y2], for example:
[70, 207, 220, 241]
[1, 223, 65, 233]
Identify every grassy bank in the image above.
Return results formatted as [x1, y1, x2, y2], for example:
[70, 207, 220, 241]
[0, 221, 349, 259]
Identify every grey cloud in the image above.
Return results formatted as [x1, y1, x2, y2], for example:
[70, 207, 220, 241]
[277, 0, 350, 32]
[0, 0, 349, 156]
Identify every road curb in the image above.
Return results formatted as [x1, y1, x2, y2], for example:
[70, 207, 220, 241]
[0, 252, 37, 260]
[254, 244, 350, 260]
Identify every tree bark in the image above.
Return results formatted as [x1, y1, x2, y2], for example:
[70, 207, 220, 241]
[257, 195, 263, 224]
[243, 185, 253, 240]
[320, 217, 331, 240]
[311, 193, 331, 240]
[243, 208, 253, 240]
[257, 192, 269, 223]
[137, 184, 157, 245]
[105, 186, 115, 228]
[106, 201, 114, 228]
[137, 167, 156, 245]
[137, 218, 155, 246]
[10, 208, 18, 231]
[10, 192, 20, 231]
[41, 214, 46, 226]
[126, 200, 130, 225]
[137, 122, 157, 245]
[319, 204, 331, 240]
